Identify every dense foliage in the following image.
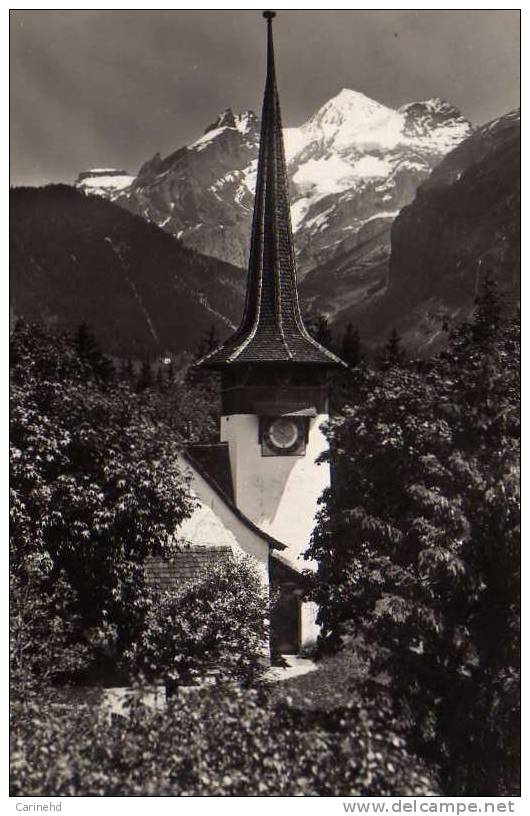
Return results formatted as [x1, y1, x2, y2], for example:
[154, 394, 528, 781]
[10, 277, 519, 797]
[132, 556, 270, 688]
[10, 321, 197, 688]
[308, 281, 520, 794]
[11, 681, 438, 796]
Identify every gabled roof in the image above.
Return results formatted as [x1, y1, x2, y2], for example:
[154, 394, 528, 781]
[145, 546, 232, 591]
[196, 12, 344, 370]
[270, 550, 309, 583]
[182, 443, 286, 551]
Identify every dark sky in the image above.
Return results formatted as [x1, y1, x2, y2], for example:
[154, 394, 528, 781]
[10, 9, 520, 187]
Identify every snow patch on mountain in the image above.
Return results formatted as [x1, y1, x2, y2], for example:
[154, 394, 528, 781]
[76, 169, 136, 198]
[242, 159, 258, 194]
[191, 127, 226, 152]
[293, 156, 359, 195]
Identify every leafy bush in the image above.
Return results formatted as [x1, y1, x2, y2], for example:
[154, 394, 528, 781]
[11, 683, 438, 796]
[10, 570, 90, 701]
[129, 555, 270, 688]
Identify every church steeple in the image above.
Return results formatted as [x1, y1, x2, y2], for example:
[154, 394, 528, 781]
[199, 10, 343, 368]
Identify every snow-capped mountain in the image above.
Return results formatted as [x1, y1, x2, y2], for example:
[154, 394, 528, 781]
[284, 90, 471, 278]
[76, 89, 471, 282]
[328, 108, 520, 354]
[76, 169, 136, 197]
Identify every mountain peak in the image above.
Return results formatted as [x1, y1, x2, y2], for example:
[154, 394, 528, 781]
[315, 88, 393, 121]
[204, 108, 237, 134]
[334, 87, 386, 105]
[77, 86, 474, 278]
[300, 88, 402, 152]
[399, 97, 466, 120]
[398, 98, 471, 149]
[203, 108, 259, 137]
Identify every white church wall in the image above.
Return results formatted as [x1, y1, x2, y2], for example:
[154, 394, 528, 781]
[220, 414, 329, 569]
[300, 601, 320, 650]
[176, 455, 270, 587]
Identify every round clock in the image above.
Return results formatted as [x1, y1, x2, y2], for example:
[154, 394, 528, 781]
[266, 416, 301, 453]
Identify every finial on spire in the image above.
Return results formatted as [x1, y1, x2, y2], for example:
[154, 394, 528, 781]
[263, 10, 276, 20]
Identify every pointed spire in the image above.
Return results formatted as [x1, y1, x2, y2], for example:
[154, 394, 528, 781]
[198, 11, 343, 368]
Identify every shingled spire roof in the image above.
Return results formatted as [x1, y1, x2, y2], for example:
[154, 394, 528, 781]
[198, 11, 343, 368]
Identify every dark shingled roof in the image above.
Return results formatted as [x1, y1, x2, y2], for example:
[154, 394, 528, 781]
[185, 443, 234, 502]
[145, 546, 232, 591]
[196, 14, 344, 370]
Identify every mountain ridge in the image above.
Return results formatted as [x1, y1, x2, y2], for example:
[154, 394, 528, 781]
[10, 185, 242, 360]
[76, 88, 472, 279]
[11, 108, 519, 362]
[329, 107, 520, 353]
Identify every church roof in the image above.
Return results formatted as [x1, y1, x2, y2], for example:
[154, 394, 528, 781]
[182, 442, 286, 551]
[145, 544, 306, 594]
[186, 442, 235, 502]
[145, 546, 232, 591]
[197, 12, 344, 369]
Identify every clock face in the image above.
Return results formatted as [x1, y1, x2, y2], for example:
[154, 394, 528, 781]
[268, 417, 299, 450]
[262, 416, 306, 456]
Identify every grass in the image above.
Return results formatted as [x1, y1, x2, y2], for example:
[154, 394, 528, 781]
[269, 646, 371, 712]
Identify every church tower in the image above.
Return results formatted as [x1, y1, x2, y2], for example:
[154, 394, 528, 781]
[196, 11, 345, 569]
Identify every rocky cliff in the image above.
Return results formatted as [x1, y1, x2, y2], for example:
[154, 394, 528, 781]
[331, 109, 520, 353]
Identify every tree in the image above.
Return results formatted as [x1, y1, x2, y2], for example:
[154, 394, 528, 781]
[156, 364, 167, 393]
[307, 286, 520, 795]
[379, 327, 406, 369]
[197, 323, 220, 359]
[10, 322, 195, 685]
[341, 323, 362, 368]
[74, 322, 114, 382]
[136, 359, 153, 392]
[10, 568, 89, 700]
[132, 556, 270, 689]
[119, 358, 135, 383]
[307, 313, 334, 350]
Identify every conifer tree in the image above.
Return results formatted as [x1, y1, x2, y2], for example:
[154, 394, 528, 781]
[136, 359, 153, 392]
[341, 323, 362, 367]
[197, 323, 220, 359]
[308, 314, 334, 350]
[124, 358, 135, 381]
[380, 327, 406, 369]
[156, 364, 167, 393]
[74, 322, 114, 382]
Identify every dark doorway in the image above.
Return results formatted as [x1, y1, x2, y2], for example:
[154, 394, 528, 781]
[271, 585, 300, 655]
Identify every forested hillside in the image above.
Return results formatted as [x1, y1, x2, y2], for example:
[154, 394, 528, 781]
[10, 186, 242, 359]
